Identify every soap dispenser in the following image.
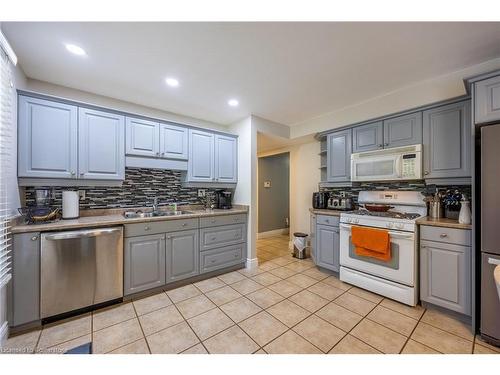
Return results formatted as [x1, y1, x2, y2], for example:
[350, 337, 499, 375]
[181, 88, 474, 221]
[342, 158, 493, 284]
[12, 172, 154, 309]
[458, 194, 471, 225]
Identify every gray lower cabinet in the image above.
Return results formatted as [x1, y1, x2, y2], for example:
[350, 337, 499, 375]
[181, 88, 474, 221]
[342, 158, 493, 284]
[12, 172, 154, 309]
[78, 108, 125, 180]
[475, 75, 500, 124]
[165, 229, 199, 283]
[124, 234, 166, 295]
[327, 129, 352, 183]
[423, 100, 471, 179]
[420, 239, 471, 315]
[352, 121, 383, 153]
[18, 95, 78, 179]
[199, 223, 246, 251]
[315, 223, 340, 272]
[200, 243, 245, 274]
[383, 112, 422, 148]
[8, 233, 40, 326]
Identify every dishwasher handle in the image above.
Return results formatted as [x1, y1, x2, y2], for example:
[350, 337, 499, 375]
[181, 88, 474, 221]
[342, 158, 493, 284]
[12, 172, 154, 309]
[44, 227, 122, 241]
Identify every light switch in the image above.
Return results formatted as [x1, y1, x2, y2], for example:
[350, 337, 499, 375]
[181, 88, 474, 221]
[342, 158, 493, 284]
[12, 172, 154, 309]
[264, 181, 271, 188]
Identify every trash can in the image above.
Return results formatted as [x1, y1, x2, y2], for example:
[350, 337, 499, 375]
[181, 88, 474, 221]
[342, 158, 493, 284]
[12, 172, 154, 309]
[292, 232, 308, 259]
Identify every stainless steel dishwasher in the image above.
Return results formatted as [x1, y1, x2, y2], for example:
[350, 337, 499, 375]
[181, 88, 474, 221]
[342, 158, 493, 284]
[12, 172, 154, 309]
[40, 227, 123, 318]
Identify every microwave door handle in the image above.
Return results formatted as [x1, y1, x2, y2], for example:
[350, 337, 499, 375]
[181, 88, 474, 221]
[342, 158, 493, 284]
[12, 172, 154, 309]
[396, 155, 403, 178]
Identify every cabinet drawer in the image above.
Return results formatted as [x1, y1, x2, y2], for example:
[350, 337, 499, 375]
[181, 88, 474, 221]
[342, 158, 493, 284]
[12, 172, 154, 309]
[124, 218, 198, 237]
[420, 225, 471, 246]
[200, 214, 247, 228]
[200, 223, 246, 251]
[200, 244, 245, 274]
[316, 215, 340, 227]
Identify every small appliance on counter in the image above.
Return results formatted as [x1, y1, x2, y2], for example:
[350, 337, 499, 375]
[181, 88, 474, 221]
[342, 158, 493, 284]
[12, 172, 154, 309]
[18, 188, 60, 224]
[312, 192, 329, 209]
[327, 192, 354, 211]
[215, 190, 232, 209]
[62, 190, 80, 219]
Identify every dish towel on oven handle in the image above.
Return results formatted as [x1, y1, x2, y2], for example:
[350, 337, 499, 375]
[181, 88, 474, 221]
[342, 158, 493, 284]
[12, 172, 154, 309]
[351, 225, 392, 262]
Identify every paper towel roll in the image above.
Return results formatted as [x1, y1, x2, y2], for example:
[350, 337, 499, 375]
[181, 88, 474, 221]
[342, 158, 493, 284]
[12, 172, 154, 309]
[62, 191, 79, 219]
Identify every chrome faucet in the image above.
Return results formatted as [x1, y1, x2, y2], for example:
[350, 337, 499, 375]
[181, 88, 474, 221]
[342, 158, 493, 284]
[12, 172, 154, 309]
[152, 197, 159, 212]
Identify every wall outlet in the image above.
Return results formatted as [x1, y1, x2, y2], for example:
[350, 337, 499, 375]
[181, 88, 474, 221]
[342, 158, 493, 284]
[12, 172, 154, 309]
[198, 189, 207, 198]
[78, 190, 86, 200]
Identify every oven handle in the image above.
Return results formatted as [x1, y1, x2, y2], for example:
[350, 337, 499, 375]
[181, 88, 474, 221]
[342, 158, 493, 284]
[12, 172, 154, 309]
[340, 223, 414, 239]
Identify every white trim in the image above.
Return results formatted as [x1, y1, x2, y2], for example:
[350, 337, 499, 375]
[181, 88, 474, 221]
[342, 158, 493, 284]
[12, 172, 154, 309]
[257, 228, 289, 239]
[245, 257, 259, 270]
[0, 30, 17, 66]
[0, 321, 8, 347]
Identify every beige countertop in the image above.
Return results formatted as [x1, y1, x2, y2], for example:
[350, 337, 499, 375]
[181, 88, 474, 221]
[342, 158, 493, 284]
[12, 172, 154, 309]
[12, 206, 248, 234]
[309, 208, 343, 217]
[416, 216, 472, 230]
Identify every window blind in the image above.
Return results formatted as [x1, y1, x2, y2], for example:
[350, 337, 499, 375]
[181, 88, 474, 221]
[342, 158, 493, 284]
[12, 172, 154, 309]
[0, 47, 12, 289]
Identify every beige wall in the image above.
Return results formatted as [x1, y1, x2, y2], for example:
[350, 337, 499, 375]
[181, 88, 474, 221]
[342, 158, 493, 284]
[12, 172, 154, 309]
[258, 140, 320, 238]
[290, 56, 500, 138]
[25, 79, 230, 133]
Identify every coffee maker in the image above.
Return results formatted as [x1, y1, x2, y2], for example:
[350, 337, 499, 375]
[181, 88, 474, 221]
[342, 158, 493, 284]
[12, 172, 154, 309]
[215, 190, 232, 209]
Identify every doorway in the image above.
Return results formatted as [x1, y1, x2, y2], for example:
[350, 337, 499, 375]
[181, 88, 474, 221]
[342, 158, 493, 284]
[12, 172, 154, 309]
[257, 152, 290, 238]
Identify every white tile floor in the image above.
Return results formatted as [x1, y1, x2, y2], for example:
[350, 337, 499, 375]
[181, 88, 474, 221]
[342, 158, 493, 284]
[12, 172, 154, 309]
[2, 235, 499, 354]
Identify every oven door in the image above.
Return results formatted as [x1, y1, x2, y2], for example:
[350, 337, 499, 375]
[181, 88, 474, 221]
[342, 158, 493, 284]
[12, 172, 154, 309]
[339, 223, 415, 286]
[351, 154, 402, 182]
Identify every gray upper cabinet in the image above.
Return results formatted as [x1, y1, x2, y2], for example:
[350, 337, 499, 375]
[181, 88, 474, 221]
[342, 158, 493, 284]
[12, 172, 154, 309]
[8, 233, 40, 327]
[125, 117, 159, 157]
[165, 229, 199, 283]
[423, 100, 471, 179]
[124, 234, 166, 295]
[215, 134, 237, 183]
[160, 123, 188, 160]
[315, 224, 340, 272]
[18, 96, 78, 179]
[352, 121, 383, 153]
[188, 129, 215, 182]
[327, 129, 352, 183]
[78, 108, 125, 180]
[383, 112, 422, 148]
[475, 75, 500, 124]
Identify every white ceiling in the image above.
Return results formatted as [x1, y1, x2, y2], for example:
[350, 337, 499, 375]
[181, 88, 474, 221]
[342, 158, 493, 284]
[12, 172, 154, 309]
[4, 22, 500, 126]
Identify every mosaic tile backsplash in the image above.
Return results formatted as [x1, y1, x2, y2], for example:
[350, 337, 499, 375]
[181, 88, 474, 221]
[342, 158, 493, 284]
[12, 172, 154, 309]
[320, 180, 472, 206]
[24, 168, 222, 210]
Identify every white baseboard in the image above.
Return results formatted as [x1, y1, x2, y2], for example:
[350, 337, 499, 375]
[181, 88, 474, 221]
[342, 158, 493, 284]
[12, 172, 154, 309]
[257, 228, 289, 239]
[0, 321, 8, 348]
[246, 257, 259, 270]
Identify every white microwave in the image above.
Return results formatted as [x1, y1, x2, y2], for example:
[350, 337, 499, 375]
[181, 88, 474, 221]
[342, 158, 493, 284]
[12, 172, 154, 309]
[351, 144, 422, 182]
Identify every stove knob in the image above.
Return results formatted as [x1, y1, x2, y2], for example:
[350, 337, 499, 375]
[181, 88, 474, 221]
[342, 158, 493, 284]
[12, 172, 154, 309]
[354, 219, 359, 224]
[396, 223, 404, 229]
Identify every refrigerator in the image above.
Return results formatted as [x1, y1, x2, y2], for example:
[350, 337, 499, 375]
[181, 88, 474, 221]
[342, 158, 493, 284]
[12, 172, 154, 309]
[480, 124, 500, 346]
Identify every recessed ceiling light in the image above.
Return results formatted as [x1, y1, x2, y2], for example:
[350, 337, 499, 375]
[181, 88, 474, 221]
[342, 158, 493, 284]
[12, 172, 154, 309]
[165, 78, 179, 87]
[65, 43, 86, 56]
[228, 99, 239, 107]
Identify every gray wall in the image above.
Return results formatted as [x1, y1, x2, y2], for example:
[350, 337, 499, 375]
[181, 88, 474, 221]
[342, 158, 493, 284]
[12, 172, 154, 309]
[258, 153, 289, 233]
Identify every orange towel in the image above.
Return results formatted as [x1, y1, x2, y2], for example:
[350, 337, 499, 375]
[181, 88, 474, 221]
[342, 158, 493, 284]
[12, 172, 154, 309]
[351, 226, 391, 262]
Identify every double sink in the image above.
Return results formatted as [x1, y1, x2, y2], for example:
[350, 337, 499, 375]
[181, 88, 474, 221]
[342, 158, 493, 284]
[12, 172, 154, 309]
[123, 210, 192, 219]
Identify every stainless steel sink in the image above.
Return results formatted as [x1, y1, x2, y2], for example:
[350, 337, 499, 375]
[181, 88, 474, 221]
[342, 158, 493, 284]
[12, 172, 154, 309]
[123, 210, 191, 219]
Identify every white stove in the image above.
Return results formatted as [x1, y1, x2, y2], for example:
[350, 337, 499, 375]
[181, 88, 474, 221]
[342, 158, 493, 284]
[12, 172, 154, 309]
[339, 191, 427, 306]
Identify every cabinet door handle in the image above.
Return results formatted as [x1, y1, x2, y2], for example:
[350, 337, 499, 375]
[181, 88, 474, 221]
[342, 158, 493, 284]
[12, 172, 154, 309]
[156, 152, 160, 156]
[211, 236, 217, 241]
[385, 143, 389, 146]
[144, 226, 150, 231]
[71, 171, 76, 175]
[167, 236, 172, 240]
[31, 236, 38, 241]
[440, 233, 448, 238]
[424, 171, 429, 175]
[161, 152, 165, 157]
[234, 254, 239, 258]
[182, 223, 187, 227]
[378, 144, 383, 148]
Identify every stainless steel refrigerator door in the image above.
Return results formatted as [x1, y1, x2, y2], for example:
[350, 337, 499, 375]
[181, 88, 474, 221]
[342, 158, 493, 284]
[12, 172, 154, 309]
[481, 253, 500, 343]
[40, 227, 123, 318]
[481, 125, 500, 256]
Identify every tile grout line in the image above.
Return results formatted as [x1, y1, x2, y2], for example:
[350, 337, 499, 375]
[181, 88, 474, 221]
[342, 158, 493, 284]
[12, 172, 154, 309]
[130, 299, 152, 354]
